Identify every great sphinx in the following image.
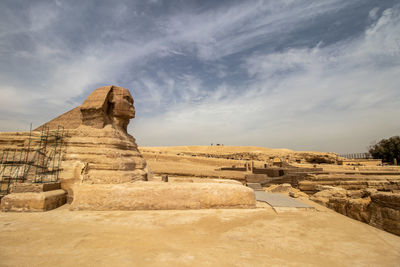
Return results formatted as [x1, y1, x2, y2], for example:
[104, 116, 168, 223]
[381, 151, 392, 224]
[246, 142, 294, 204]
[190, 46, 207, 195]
[2, 85, 255, 211]
[35, 85, 148, 202]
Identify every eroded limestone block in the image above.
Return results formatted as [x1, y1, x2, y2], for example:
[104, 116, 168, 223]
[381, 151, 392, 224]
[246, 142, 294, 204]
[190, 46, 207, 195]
[369, 192, 400, 236]
[10, 182, 61, 193]
[169, 178, 242, 184]
[268, 183, 292, 193]
[70, 182, 256, 211]
[1, 189, 66, 212]
[245, 174, 271, 184]
[310, 187, 400, 236]
[371, 192, 400, 210]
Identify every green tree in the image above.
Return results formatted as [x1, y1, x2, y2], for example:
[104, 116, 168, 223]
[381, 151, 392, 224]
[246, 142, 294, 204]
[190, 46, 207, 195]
[369, 136, 400, 165]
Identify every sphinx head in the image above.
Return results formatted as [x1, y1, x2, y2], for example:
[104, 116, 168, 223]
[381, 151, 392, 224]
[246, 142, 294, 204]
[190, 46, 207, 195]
[80, 85, 136, 132]
[110, 86, 135, 119]
[109, 86, 135, 131]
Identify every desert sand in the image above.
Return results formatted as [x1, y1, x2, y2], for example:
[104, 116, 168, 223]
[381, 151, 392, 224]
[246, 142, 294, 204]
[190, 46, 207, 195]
[140, 145, 397, 180]
[1, 201, 399, 266]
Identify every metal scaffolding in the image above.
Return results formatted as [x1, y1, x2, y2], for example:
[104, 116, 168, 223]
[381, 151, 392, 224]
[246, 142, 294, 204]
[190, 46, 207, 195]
[0, 125, 64, 197]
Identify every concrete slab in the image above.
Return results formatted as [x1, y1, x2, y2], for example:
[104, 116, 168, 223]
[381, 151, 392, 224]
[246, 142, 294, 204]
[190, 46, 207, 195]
[254, 191, 312, 209]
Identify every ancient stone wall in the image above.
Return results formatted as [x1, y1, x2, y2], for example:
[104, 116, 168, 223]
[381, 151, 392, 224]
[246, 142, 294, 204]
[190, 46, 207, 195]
[311, 186, 400, 236]
[299, 174, 400, 194]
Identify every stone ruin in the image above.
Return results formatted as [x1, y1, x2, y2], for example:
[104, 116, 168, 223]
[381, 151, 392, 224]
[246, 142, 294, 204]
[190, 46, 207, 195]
[218, 158, 400, 236]
[0, 85, 255, 211]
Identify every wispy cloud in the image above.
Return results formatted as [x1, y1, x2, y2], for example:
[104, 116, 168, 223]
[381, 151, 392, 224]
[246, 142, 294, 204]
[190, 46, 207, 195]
[0, 1, 399, 153]
[134, 4, 400, 152]
[163, 0, 353, 60]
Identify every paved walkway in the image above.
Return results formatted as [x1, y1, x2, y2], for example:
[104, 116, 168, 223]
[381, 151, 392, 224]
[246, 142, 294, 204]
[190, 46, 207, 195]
[254, 191, 312, 208]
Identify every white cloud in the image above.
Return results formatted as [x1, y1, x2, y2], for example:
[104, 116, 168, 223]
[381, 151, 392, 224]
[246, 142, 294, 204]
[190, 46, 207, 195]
[134, 6, 400, 153]
[163, 0, 350, 60]
[1, 1, 399, 153]
[369, 7, 380, 20]
[0, 0, 355, 111]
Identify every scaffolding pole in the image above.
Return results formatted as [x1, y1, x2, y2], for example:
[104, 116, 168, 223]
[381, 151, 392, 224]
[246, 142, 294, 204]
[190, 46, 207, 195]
[0, 124, 64, 197]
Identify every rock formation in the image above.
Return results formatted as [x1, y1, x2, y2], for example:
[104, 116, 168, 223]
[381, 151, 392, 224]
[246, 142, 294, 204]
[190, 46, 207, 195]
[299, 173, 400, 194]
[311, 186, 400, 236]
[263, 183, 309, 198]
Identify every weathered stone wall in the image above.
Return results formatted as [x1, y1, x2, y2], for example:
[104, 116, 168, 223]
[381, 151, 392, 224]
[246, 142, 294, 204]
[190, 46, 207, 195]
[311, 186, 400, 236]
[299, 174, 400, 194]
[369, 193, 400, 236]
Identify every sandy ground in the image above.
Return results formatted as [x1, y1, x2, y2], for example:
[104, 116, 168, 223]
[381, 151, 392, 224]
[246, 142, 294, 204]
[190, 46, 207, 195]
[140, 146, 400, 180]
[1, 202, 399, 267]
[141, 145, 294, 154]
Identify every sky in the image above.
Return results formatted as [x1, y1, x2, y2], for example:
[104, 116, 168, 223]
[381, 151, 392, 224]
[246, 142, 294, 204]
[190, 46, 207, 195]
[0, 0, 399, 153]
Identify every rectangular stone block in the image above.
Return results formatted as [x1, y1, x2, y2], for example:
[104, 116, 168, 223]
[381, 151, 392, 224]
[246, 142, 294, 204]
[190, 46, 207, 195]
[11, 182, 61, 193]
[1, 190, 66, 212]
[70, 182, 256, 211]
[245, 174, 271, 184]
[253, 168, 285, 177]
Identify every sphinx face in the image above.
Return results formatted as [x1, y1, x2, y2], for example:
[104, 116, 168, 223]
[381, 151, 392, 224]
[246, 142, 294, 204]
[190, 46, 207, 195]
[111, 87, 135, 119]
